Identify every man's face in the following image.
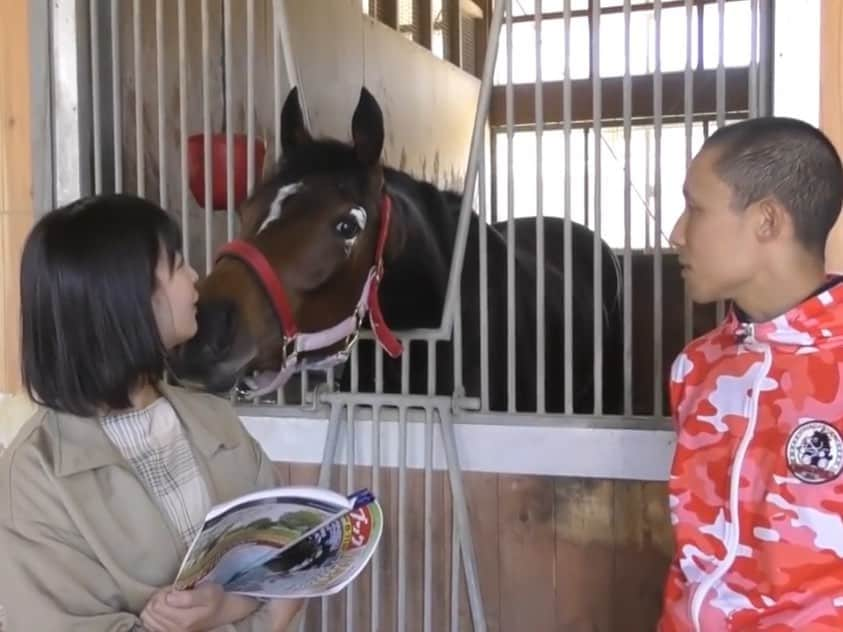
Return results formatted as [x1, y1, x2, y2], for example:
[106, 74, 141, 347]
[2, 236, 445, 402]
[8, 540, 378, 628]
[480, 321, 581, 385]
[670, 147, 762, 304]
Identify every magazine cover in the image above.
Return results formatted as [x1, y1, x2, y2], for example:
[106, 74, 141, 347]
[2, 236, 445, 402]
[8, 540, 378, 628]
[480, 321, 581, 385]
[174, 486, 382, 598]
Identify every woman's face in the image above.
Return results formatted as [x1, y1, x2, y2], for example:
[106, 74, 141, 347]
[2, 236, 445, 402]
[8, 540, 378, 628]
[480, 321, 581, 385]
[152, 248, 199, 350]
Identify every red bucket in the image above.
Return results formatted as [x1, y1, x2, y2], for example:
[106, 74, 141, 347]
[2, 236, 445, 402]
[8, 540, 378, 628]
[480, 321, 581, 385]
[187, 133, 267, 211]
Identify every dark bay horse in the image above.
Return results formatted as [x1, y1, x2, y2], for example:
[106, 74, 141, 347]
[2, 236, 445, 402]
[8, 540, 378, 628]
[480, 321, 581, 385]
[171, 87, 623, 414]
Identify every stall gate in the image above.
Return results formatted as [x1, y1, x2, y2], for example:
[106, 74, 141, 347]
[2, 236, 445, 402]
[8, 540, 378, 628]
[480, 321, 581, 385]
[38, 0, 771, 629]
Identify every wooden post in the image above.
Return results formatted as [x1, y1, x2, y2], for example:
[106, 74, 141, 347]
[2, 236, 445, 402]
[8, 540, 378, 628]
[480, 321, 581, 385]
[0, 0, 35, 394]
[821, 0, 843, 272]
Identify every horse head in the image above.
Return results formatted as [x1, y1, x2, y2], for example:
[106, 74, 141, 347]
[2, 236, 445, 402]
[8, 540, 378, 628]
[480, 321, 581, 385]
[172, 87, 405, 396]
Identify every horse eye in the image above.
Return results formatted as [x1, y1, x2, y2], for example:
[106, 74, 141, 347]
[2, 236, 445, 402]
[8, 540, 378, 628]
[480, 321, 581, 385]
[335, 217, 361, 239]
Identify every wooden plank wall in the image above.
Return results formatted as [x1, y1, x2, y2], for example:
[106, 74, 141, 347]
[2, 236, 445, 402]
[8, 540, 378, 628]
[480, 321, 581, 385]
[272, 463, 672, 632]
[0, 0, 35, 395]
[821, 0, 843, 272]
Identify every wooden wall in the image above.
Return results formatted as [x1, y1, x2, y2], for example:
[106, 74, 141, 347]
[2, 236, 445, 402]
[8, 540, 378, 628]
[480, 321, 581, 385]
[274, 462, 673, 632]
[821, 0, 843, 272]
[0, 0, 35, 395]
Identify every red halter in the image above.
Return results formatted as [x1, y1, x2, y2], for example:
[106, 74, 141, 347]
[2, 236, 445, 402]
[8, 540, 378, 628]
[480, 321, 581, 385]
[215, 193, 403, 397]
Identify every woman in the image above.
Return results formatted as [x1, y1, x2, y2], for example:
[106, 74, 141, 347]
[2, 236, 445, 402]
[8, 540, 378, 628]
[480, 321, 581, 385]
[0, 194, 302, 631]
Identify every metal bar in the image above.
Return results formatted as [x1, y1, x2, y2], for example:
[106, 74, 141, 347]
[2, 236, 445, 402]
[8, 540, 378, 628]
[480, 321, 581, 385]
[273, 0, 282, 162]
[591, 0, 603, 416]
[176, 0, 189, 264]
[758, 0, 771, 115]
[202, 0, 212, 273]
[225, 0, 234, 240]
[423, 404, 433, 632]
[370, 404, 381, 631]
[563, 0, 573, 414]
[397, 405, 407, 631]
[156, 0, 166, 206]
[439, 0, 506, 334]
[90, 0, 102, 194]
[424, 340, 435, 632]
[478, 141, 490, 412]
[622, 0, 633, 417]
[247, 0, 256, 192]
[749, 0, 758, 117]
[715, 0, 726, 324]
[716, 0, 726, 127]
[345, 404, 355, 632]
[111, 0, 122, 193]
[505, 0, 516, 413]
[438, 407, 487, 631]
[450, 509, 461, 632]
[654, 0, 664, 419]
[683, 0, 694, 344]
[133, 0, 144, 197]
[351, 339, 360, 393]
[535, 0, 546, 414]
[273, 0, 309, 128]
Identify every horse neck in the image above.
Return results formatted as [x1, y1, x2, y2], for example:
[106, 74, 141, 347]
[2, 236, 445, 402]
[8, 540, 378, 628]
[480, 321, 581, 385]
[379, 169, 459, 328]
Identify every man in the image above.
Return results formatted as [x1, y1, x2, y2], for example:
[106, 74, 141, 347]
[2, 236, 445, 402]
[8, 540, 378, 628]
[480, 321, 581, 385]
[660, 117, 843, 631]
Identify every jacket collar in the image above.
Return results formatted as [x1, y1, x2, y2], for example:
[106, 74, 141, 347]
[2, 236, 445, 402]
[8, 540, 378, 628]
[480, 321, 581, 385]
[50, 382, 240, 477]
[724, 275, 843, 347]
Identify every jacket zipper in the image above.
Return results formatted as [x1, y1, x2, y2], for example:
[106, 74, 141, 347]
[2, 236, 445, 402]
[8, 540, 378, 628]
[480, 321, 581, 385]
[689, 325, 772, 631]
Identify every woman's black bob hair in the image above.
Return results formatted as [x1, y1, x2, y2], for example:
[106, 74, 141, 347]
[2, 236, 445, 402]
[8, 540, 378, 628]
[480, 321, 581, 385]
[20, 193, 184, 417]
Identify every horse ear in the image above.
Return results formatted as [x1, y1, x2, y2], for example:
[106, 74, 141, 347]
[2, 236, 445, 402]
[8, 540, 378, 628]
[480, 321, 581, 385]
[281, 87, 311, 152]
[351, 87, 384, 166]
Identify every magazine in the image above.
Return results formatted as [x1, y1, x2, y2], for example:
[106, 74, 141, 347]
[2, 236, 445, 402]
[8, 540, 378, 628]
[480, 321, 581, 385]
[173, 486, 383, 599]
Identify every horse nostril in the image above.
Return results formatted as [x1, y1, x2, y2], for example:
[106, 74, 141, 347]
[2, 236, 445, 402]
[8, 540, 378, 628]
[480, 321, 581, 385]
[196, 299, 238, 358]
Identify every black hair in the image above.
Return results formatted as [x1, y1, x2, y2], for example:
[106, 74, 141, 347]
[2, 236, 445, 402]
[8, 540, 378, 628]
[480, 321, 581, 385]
[20, 193, 183, 417]
[704, 116, 843, 256]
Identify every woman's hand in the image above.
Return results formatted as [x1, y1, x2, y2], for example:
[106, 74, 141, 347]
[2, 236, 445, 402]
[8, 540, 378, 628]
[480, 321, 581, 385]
[140, 583, 260, 631]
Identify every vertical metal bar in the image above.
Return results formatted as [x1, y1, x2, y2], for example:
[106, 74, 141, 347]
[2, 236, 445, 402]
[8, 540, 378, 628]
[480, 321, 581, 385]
[202, 0, 212, 273]
[111, 0, 123, 192]
[450, 510, 461, 632]
[563, 0, 573, 414]
[345, 404, 355, 632]
[758, 0, 771, 115]
[273, 0, 309, 128]
[505, 0, 516, 412]
[440, 0, 506, 334]
[535, 0, 546, 414]
[438, 407, 486, 632]
[247, 0, 256, 191]
[397, 404, 408, 632]
[424, 340, 435, 632]
[622, 0, 633, 417]
[423, 404, 433, 632]
[133, 0, 144, 197]
[478, 141, 490, 412]
[224, 0, 235, 240]
[273, 0, 283, 162]
[156, 0, 166, 206]
[90, 0, 102, 194]
[715, 0, 726, 324]
[591, 0, 603, 416]
[370, 402, 381, 631]
[749, 0, 758, 118]
[396, 347, 410, 631]
[683, 0, 694, 344]
[716, 0, 726, 128]
[654, 0, 664, 419]
[178, 0, 188, 264]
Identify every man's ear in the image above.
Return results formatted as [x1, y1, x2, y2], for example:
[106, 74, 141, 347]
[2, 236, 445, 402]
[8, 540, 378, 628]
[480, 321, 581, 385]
[755, 197, 787, 243]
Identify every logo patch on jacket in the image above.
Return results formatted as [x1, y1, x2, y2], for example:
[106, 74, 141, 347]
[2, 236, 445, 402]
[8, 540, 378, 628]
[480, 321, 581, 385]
[786, 421, 843, 483]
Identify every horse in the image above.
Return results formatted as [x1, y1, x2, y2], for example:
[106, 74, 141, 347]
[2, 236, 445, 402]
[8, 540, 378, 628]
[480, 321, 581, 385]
[170, 87, 624, 415]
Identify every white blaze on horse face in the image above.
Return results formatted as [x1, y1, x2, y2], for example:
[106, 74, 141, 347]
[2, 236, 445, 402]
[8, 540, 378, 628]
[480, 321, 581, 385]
[258, 182, 303, 234]
[344, 206, 368, 256]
